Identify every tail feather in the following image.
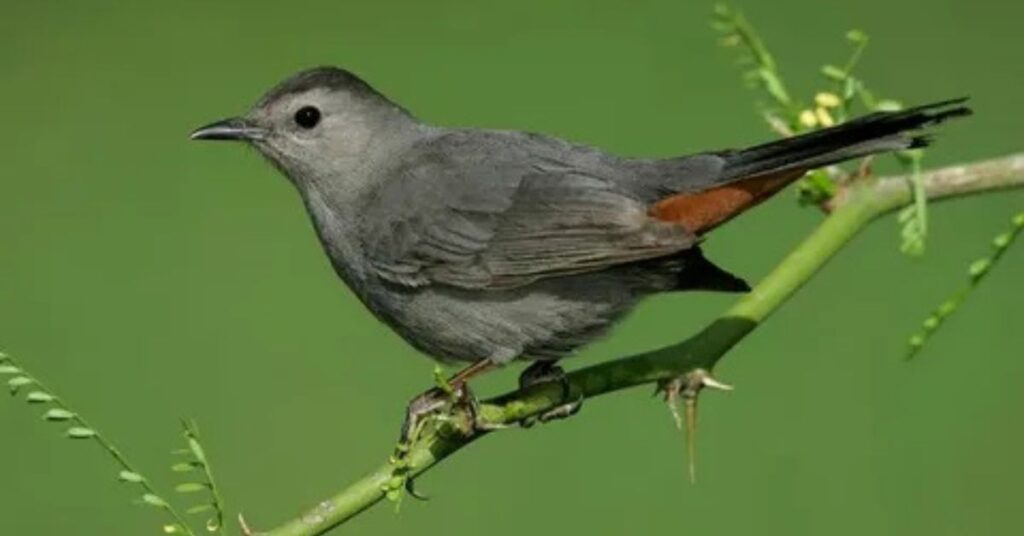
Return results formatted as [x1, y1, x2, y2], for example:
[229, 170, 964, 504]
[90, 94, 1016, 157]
[720, 98, 972, 181]
[650, 98, 971, 235]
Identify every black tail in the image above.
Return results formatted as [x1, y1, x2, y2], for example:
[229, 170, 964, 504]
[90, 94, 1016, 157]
[720, 98, 972, 180]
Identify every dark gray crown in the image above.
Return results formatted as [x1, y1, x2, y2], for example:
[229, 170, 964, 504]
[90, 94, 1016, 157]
[256, 66, 380, 107]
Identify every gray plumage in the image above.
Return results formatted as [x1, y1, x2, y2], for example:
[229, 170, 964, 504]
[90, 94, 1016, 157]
[192, 67, 969, 365]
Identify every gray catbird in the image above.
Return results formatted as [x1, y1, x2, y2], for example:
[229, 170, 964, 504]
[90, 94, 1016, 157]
[191, 66, 968, 429]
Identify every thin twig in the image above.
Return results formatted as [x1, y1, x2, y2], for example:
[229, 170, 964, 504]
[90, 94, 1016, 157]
[0, 353, 196, 535]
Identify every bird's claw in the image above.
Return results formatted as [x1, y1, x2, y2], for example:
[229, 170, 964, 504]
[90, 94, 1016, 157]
[398, 383, 470, 450]
[238, 513, 257, 536]
[397, 376, 509, 455]
[391, 376, 506, 503]
[517, 361, 583, 427]
[536, 395, 584, 424]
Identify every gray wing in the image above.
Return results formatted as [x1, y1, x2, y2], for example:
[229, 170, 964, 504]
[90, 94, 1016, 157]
[360, 130, 697, 290]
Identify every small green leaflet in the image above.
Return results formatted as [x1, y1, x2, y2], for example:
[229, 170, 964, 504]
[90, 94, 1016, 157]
[186, 438, 207, 466]
[25, 391, 55, 403]
[66, 427, 97, 439]
[185, 504, 214, 515]
[43, 408, 75, 421]
[174, 482, 208, 494]
[171, 462, 197, 473]
[118, 470, 145, 483]
[8, 376, 33, 394]
[141, 494, 169, 508]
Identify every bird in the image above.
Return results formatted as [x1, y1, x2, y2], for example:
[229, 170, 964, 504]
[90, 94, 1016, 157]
[191, 66, 969, 434]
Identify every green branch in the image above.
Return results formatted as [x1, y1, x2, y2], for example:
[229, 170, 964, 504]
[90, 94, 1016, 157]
[256, 153, 1024, 536]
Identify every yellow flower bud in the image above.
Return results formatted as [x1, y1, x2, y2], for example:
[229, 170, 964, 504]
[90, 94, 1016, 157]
[815, 107, 835, 127]
[815, 92, 841, 108]
[799, 109, 818, 128]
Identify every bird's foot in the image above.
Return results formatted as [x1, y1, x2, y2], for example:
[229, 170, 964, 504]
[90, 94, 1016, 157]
[388, 384, 465, 504]
[389, 364, 506, 503]
[518, 361, 583, 428]
[658, 368, 733, 483]
[397, 382, 469, 453]
[395, 365, 506, 457]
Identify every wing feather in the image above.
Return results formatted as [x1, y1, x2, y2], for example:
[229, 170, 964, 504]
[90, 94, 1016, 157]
[361, 131, 695, 289]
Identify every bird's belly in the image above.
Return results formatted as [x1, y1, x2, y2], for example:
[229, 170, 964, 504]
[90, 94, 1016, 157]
[370, 274, 645, 365]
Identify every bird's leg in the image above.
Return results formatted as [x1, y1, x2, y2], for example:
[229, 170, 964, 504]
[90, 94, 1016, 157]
[517, 360, 583, 427]
[398, 359, 496, 448]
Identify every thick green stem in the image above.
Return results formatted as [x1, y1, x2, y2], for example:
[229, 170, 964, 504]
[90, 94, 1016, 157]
[261, 154, 1024, 536]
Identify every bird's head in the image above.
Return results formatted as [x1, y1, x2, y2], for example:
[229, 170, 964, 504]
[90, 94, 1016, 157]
[191, 66, 413, 186]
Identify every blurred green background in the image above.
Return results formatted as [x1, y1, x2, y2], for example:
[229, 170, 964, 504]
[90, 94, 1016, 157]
[2, 0, 1022, 534]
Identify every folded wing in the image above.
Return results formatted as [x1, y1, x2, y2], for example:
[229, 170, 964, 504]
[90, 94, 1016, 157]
[361, 131, 696, 290]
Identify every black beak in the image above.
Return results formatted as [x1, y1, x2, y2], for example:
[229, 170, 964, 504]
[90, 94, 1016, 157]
[190, 117, 267, 141]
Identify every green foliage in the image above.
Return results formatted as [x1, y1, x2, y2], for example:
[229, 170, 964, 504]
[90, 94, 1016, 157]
[711, 4, 794, 113]
[432, 364, 455, 396]
[713, 4, 1021, 358]
[897, 150, 929, 256]
[907, 212, 1024, 358]
[120, 470, 147, 483]
[66, 427, 99, 439]
[712, 4, 929, 250]
[0, 351, 223, 535]
[173, 420, 226, 533]
[384, 449, 414, 510]
[43, 407, 75, 421]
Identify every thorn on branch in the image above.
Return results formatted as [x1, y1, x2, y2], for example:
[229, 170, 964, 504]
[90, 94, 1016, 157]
[660, 369, 734, 484]
[855, 155, 874, 184]
[238, 513, 258, 536]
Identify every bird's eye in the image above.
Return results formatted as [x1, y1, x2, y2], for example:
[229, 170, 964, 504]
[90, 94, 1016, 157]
[294, 106, 321, 129]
